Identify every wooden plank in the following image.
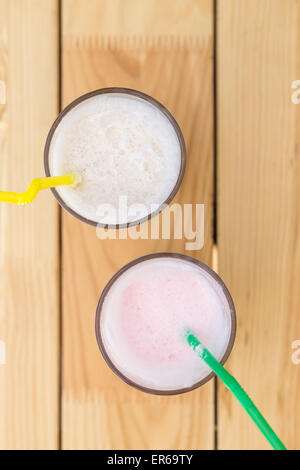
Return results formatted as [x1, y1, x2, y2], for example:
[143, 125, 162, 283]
[217, 0, 300, 450]
[0, 0, 59, 449]
[62, 0, 215, 449]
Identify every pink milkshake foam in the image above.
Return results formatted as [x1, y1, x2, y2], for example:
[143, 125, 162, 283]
[98, 255, 234, 392]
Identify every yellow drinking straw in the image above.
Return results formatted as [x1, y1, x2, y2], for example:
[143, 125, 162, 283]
[0, 174, 81, 205]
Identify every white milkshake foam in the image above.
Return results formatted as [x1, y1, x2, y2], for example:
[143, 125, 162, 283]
[48, 93, 182, 225]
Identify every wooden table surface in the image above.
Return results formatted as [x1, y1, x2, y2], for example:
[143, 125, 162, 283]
[0, 0, 299, 450]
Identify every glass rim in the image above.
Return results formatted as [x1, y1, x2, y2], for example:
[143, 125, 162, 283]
[44, 87, 186, 229]
[95, 252, 237, 396]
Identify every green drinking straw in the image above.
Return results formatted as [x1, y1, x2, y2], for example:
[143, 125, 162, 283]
[185, 331, 286, 450]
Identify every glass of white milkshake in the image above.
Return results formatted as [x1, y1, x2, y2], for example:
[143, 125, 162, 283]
[44, 88, 186, 228]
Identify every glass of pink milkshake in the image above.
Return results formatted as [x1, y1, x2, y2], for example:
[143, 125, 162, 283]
[95, 253, 236, 395]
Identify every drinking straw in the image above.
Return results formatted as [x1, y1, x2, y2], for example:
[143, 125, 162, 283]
[0, 174, 81, 205]
[185, 331, 286, 450]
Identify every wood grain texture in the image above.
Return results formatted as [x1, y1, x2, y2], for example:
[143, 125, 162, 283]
[63, 0, 212, 37]
[0, 0, 59, 449]
[217, 0, 300, 450]
[62, 0, 215, 449]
